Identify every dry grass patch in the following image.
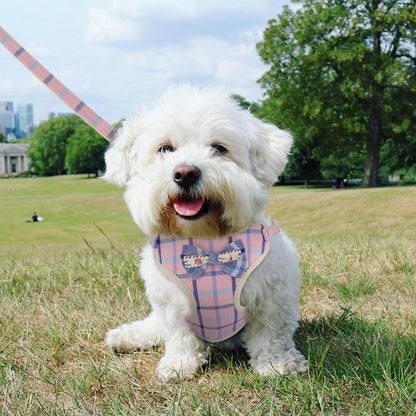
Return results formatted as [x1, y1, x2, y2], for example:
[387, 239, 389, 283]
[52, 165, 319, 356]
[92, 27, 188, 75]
[267, 186, 416, 331]
[298, 229, 416, 333]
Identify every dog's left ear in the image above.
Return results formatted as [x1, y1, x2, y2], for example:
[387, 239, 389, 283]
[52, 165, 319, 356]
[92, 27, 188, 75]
[249, 121, 293, 187]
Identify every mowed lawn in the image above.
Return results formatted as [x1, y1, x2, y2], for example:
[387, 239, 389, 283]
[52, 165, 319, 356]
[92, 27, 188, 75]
[1, 175, 415, 415]
[0, 175, 145, 258]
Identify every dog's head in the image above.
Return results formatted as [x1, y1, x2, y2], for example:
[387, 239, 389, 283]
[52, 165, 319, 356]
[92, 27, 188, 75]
[104, 86, 292, 238]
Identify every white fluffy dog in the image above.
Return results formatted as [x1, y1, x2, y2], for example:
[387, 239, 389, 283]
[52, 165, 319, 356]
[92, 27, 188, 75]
[104, 86, 308, 382]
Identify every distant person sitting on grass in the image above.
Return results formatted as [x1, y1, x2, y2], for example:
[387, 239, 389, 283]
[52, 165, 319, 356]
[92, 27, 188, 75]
[333, 178, 342, 189]
[26, 212, 43, 223]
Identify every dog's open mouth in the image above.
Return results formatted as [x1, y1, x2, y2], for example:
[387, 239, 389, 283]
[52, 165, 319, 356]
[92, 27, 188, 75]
[173, 196, 209, 220]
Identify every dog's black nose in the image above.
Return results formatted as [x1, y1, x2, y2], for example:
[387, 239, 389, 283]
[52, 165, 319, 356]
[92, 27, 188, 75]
[173, 164, 201, 188]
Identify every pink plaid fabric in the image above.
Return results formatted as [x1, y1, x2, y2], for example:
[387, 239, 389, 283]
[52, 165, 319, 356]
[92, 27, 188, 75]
[0, 26, 118, 142]
[152, 223, 280, 342]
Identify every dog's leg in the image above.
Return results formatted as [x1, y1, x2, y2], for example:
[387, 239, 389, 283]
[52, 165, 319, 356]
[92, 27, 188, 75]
[240, 233, 308, 376]
[106, 310, 163, 353]
[242, 311, 308, 376]
[156, 322, 208, 382]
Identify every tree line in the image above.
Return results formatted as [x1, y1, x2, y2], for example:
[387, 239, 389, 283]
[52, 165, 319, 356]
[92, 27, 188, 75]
[27, 115, 113, 177]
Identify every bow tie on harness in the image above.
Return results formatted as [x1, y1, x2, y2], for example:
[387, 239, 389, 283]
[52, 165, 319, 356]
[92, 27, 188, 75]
[181, 239, 246, 279]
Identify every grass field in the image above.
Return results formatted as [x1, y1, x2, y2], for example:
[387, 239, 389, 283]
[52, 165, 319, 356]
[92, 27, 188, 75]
[1, 175, 415, 415]
[0, 175, 145, 258]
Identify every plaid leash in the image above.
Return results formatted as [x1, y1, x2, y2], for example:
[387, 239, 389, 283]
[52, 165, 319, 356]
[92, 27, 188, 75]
[0, 26, 119, 142]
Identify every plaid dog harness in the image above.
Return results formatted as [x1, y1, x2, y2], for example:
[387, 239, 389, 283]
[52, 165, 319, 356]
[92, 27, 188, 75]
[152, 223, 280, 342]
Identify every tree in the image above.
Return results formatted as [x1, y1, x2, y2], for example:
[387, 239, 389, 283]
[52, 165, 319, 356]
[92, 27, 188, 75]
[65, 124, 109, 177]
[0, 131, 6, 143]
[27, 115, 83, 175]
[257, 0, 416, 186]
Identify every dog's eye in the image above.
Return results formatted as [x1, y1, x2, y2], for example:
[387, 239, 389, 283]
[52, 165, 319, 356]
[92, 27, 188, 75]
[211, 144, 228, 155]
[158, 144, 175, 154]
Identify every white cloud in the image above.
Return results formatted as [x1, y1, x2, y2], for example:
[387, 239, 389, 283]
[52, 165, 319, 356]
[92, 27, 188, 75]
[84, 7, 136, 43]
[85, 0, 198, 43]
[84, 0, 279, 45]
[116, 32, 266, 106]
[122, 35, 251, 80]
[215, 60, 262, 83]
[25, 42, 53, 58]
[186, 0, 277, 17]
[107, 0, 196, 19]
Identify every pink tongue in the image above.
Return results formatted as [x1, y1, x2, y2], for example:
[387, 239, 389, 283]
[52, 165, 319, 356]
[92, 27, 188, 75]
[174, 197, 204, 217]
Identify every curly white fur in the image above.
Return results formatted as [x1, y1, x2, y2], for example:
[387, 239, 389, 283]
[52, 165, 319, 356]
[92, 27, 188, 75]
[104, 85, 308, 382]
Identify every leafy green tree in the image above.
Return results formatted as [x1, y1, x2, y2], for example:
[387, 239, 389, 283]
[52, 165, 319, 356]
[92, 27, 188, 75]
[379, 132, 416, 180]
[284, 138, 323, 184]
[27, 115, 83, 175]
[65, 124, 109, 177]
[257, 0, 416, 186]
[0, 131, 6, 143]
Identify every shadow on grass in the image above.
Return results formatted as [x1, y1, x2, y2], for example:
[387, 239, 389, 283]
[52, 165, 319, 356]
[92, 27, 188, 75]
[208, 307, 416, 387]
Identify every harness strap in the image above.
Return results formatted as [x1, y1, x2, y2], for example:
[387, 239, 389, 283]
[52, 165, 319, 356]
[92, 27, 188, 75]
[0, 26, 119, 142]
[262, 222, 280, 242]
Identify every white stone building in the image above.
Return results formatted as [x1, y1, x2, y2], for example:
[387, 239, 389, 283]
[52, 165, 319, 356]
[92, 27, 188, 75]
[0, 143, 30, 176]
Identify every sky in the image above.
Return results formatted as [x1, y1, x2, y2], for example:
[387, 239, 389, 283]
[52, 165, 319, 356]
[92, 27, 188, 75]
[0, 0, 291, 126]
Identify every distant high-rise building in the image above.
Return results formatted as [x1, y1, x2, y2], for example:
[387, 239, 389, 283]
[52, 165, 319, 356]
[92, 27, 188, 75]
[0, 101, 13, 112]
[0, 101, 15, 136]
[16, 103, 34, 138]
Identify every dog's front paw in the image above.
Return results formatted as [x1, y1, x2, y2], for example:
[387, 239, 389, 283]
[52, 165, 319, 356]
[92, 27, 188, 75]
[106, 319, 162, 353]
[252, 353, 308, 376]
[156, 354, 206, 382]
[106, 326, 137, 353]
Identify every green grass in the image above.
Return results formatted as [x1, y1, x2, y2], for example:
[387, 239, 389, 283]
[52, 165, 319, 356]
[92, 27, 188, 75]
[1, 176, 415, 415]
[0, 175, 145, 258]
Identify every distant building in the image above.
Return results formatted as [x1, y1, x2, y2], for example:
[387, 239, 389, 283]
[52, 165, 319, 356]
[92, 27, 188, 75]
[16, 103, 34, 138]
[0, 143, 30, 175]
[0, 101, 13, 111]
[0, 101, 15, 136]
[0, 101, 36, 139]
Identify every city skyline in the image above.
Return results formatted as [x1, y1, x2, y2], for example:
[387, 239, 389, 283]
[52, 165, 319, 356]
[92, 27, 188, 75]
[0, 99, 67, 125]
[0, 100, 35, 139]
